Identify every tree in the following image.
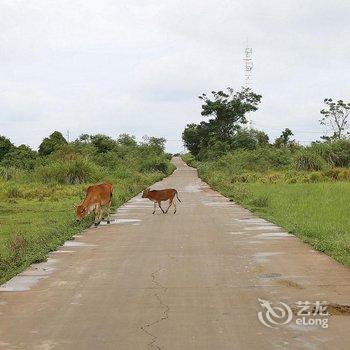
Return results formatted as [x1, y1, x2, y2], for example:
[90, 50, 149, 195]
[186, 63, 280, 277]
[0, 135, 14, 161]
[1, 144, 37, 169]
[78, 134, 91, 143]
[38, 131, 67, 156]
[199, 87, 262, 141]
[117, 134, 137, 147]
[230, 129, 258, 150]
[90, 134, 116, 153]
[320, 98, 350, 139]
[274, 128, 294, 147]
[182, 123, 206, 157]
[142, 136, 166, 154]
[252, 129, 270, 147]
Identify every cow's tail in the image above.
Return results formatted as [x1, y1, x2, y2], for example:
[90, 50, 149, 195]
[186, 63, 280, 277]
[175, 190, 181, 203]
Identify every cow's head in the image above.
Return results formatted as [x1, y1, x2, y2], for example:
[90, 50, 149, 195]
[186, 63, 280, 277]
[142, 188, 150, 198]
[75, 204, 87, 221]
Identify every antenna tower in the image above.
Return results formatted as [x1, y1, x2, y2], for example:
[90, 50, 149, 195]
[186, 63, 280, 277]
[243, 43, 253, 129]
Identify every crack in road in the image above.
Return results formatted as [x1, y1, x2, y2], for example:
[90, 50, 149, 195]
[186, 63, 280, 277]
[140, 268, 169, 350]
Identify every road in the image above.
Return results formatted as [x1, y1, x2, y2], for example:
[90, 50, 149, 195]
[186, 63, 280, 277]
[0, 157, 349, 349]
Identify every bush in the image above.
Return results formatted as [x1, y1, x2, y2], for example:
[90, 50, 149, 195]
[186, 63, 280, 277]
[6, 185, 22, 198]
[37, 158, 104, 184]
[310, 139, 350, 167]
[0, 166, 19, 181]
[308, 172, 325, 183]
[293, 150, 328, 171]
[140, 156, 172, 174]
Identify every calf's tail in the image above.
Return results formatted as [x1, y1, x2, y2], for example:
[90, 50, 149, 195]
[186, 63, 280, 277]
[175, 190, 181, 202]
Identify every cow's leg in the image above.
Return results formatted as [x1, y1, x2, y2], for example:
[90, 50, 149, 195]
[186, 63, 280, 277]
[152, 201, 157, 214]
[173, 200, 177, 214]
[158, 201, 165, 214]
[106, 201, 111, 224]
[165, 198, 173, 214]
[94, 204, 102, 227]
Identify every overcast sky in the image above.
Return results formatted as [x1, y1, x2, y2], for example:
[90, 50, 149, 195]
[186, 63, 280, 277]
[1, 0, 349, 152]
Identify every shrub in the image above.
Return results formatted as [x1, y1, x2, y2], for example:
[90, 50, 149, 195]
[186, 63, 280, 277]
[0, 166, 16, 181]
[37, 158, 104, 184]
[338, 169, 350, 180]
[323, 168, 350, 181]
[308, 172, 325, 183]
[310, 139, 350, 167]
[216, 148, 293, 174]
[140, 157, 172, 174]
[6, 185, 22, 198]
[293, 150, 328, 171]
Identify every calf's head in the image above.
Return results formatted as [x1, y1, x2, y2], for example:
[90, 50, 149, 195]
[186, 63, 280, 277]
[75, 204, 87, 221]
[142, 188, 150, 198]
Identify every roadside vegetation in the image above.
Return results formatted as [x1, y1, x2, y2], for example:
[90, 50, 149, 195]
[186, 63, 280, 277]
[182, 88, 350, 266]
[0, 132, 174, 284]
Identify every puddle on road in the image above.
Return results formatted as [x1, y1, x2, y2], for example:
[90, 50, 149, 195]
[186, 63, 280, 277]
[255, 232, 292, 239]
[235, 218, 269, 224]
[258, 272, 282, 279]
[97, 218, 141, 226]
[244, 226, 282, 231]
[183, 184, 201, 192]
[63, 241, 96, 247]
[254, 252, 283, 263]
[52, 250, 76, 254]
[0, 258, 58, 292]
[202, 202, 232, 207]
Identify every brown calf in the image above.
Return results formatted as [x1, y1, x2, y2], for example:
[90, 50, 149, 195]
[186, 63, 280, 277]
[142, 188, 181, 214]
[75, 183, 113, 226]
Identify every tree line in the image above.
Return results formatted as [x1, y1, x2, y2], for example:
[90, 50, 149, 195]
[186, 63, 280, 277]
[182, 87, 350, 160]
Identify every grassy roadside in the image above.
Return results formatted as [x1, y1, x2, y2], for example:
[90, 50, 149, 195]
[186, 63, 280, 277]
[183, 155, 350, 267]
[0, 168, 174, 285]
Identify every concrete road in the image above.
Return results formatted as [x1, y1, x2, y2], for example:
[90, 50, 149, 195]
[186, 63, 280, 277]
[0, 157, 349, 349]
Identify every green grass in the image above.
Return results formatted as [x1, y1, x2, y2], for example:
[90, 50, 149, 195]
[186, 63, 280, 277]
[0, 169, 173, 284]
[187, 156, 350, 267]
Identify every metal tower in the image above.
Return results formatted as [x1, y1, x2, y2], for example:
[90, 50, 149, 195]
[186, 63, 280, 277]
[243, 44, 253, 129]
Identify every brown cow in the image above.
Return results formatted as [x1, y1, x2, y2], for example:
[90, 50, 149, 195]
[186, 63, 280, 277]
[75, 183, 113, 226]
[142, 188, 181, 214]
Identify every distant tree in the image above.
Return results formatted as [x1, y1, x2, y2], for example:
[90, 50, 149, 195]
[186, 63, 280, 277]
[0, 135, 14, 161]
[142, 136, 166, 154]
[199, 87, 262, 141]
[90, 134, 116, 153]
[2, 145, 37, 169]
[274, 128, 294, 147]
[252, 129, 270, 147]
[230, 129, 258, 150]
[182, 123, 206, 156]
[78, 134, 91, 143]
[39, 131, 67, 156]
[320, 98, 350, 139]
[117, 134, 137, 147]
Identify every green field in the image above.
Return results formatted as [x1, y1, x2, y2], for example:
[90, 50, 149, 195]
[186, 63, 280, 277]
[0, 133, 175, 284]
[0, 171, 172, 285]
[184, 155, 350, 267]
